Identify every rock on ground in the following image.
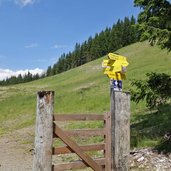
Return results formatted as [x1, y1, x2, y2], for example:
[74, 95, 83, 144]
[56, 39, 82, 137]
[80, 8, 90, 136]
[130, 148, 171, 171]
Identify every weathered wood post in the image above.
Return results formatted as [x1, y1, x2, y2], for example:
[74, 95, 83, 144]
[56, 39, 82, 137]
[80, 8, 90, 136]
[110, 89, 130, 171]
[33, 91, 54, 171]
[102, 53, 130, 170]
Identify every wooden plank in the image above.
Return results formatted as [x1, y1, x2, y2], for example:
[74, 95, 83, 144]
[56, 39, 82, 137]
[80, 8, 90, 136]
[53, 114, 104, 121]
[110, 90, 130, 171]
[53, 144, 105, 154]
[53, 125, 105, 138]
[54, 125, 103, 171]
[104, 112, 112, 171]
[33, 91, 54, 171]
[52, 158, 105, 171]
[103, 113, 107, 164]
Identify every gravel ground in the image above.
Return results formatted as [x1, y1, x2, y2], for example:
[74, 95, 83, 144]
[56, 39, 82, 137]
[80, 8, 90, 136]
[130, 148, 171, 171]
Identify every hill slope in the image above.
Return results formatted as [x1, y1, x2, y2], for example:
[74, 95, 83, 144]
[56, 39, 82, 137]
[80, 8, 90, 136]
[0, 41, 171, 140]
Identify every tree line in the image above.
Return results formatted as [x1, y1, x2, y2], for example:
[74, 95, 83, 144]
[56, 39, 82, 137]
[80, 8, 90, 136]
[46, 16, 140, 76]
[0, 16, 140, 85]
[0, 72, 45, 86]
[1, 0, 171, 86]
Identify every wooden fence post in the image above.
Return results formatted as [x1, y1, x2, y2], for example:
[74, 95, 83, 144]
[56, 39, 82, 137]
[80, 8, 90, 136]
[33, 91, 54, 171]
[110, 89, 130, 171]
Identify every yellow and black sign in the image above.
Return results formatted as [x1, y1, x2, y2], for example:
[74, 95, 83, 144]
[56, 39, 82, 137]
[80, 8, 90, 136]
[102, 53, 129, 80]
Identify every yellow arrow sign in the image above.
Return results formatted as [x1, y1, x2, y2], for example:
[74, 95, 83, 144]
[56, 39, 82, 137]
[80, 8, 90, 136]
[102, 53, 129, 80]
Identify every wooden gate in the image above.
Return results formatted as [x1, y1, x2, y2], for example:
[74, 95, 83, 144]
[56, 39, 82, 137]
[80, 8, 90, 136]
[33, 90, 130, 171]
[52, 113, 111, 171]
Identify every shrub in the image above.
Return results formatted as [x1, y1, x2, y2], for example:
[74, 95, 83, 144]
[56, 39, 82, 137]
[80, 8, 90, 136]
[131, 72, 171, 109]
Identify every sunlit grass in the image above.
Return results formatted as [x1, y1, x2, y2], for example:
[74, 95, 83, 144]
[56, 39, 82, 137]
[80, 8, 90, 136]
[0, 41, 171, 150]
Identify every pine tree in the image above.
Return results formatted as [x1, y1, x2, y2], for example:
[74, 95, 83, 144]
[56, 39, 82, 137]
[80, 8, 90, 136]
[134, 0, 171, 50]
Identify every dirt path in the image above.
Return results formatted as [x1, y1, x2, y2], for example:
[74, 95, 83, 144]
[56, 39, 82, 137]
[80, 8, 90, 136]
[1, 126, 171, 171]
[0, 127, 34, 171]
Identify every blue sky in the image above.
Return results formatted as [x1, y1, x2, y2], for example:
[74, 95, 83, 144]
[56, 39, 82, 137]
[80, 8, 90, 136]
[0, 0, 140, 79]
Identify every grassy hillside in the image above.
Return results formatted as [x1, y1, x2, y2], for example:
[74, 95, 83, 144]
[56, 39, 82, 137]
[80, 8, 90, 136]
[0, 41, 171, 149]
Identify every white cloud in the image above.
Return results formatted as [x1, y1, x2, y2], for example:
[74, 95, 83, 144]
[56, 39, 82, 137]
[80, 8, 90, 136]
[0, 68, 44, 80]
[14, 0, 37, 7]
[25, 43, 38, 48]
[51, 44, 69, 49]
[0, 0, 39, 7]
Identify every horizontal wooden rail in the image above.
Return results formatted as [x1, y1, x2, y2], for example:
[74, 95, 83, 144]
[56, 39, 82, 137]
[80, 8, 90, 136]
[53, 114, 104, 121]
[53, 127, 105, 138]
[52, 158, 105, 171]
[53, 143, 105, 155]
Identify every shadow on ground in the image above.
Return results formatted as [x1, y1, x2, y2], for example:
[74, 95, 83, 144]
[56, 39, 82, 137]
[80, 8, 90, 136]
[131, 104, 171, 153]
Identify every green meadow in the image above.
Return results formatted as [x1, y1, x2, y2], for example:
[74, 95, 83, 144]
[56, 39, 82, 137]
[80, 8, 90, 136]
[0, 41, 171, 149]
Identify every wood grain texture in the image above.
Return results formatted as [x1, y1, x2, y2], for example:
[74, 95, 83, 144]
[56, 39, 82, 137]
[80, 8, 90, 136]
[104, 112, 112, 171]
[52, 158, 105, 171]
[53, 144, 105, 154]
[110, 90, 130, 171]
[53, 114, 104, 121]
[33, 91, 54, 171]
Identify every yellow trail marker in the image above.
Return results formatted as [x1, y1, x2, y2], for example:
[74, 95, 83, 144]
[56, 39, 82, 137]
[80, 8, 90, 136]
[102, 53, 129, 80]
